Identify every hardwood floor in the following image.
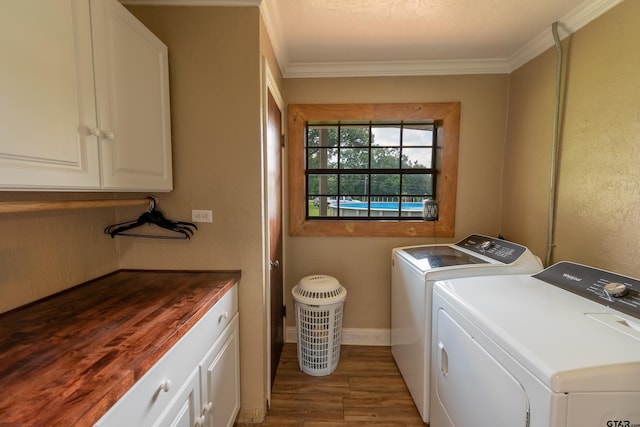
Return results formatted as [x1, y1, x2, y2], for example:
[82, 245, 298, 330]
[237, 343, 426, 426]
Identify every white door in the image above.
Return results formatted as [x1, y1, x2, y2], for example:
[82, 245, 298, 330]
[90, 0, 172, 191]
[0, 0, 100, 189]
[432, 309, 530, 427]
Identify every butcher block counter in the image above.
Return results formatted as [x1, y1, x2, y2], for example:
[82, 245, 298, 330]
[0, 270, 241, 426]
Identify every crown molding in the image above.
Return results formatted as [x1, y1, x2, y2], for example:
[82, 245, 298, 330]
[508, 0, 623, 71]
[259, 0, 288, 77]
[121, 0, 261, 5]
[284, 58, 512, 79]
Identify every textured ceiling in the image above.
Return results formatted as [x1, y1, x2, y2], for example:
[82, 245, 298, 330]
[122, 0, 623, 76]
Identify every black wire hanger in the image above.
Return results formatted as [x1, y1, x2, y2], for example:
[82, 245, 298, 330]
[104, 196, 198, 240]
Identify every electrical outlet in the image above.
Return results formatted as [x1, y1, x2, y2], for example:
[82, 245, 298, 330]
[191, 209, 213, 223]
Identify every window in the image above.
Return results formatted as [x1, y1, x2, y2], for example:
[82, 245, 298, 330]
[306, 121, 438, 220]
[288, 103, 460, 237]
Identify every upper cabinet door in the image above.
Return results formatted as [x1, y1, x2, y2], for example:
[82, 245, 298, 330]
[91, 0, 173, 191]
[0, 0, 101, 190]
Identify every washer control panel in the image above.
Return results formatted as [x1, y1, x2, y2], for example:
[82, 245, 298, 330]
[455, 234, 527, 264]
[533, 261, 640, 319]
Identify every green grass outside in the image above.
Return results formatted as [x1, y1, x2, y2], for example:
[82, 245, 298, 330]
[308, 201, 319, 217]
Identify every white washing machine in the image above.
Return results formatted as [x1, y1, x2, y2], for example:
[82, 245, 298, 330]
[431, 261, 640, 427]
[391, 234, 542, 423]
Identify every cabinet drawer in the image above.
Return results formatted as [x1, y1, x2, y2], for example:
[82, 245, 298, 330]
[96, 284, 238, 426]
[204, 284, 238, 344]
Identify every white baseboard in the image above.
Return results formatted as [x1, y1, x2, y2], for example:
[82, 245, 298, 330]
[285, 326, 390, 346]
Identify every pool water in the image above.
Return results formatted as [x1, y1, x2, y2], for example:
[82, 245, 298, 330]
[336, 202, 422, 211]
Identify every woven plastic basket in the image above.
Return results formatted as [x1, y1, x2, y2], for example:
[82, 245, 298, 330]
[292, 275, 347, 376]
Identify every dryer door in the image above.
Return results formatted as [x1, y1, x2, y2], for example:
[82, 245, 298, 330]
[432, 309, 530, 427]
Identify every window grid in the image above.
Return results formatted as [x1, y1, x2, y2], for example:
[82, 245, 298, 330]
[305, 121, 439, 220]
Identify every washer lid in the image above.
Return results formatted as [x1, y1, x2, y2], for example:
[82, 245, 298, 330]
[434, 273, 640, 393]
[401, 245, 489, 268]
[394, 234, 542, 273]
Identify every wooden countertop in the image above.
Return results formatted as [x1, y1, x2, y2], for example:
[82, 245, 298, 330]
[0, 270, 241, 427]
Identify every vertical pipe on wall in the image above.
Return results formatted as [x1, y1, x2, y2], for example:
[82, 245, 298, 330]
[545, 21, 564, 267]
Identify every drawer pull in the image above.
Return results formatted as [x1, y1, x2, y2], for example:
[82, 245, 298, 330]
[219, 311, 229, 322]
[159, 380, 172, 392]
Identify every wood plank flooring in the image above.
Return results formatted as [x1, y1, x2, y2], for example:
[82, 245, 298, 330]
[237, 343, 426, 426]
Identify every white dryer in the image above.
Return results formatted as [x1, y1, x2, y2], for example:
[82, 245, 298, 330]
[391, 234, 542, 423]
[431, 261, 640, 427]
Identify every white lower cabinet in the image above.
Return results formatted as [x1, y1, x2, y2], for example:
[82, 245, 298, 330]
[95, 285, 239, 427]
[156, 368, 201, 427]
[200, 316, 240, 427]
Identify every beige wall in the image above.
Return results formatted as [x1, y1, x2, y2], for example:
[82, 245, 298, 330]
[0, 192, 121, 313]
[283, 75, 510, 329]
[502, 0, 640, 276]
[125, 6, 269, 422]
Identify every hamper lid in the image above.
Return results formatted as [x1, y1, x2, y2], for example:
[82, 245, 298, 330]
[292, 275, 347, 305]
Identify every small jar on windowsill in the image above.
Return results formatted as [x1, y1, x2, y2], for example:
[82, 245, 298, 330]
[422, 198, 438, 221]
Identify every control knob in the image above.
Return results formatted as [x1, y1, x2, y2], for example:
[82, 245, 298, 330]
[479, 240, 492, 251]
[603, 282, 628, 299]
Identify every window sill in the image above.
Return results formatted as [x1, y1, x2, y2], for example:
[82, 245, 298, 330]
[289, 218, 454, 237]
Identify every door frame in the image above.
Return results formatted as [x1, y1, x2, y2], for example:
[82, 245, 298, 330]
[261, 56, 285, 406]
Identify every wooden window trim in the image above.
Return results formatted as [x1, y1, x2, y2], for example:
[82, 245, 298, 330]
[288, 103, 460, 237]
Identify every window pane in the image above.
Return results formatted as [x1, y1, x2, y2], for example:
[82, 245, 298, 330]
[371, 173, 400, 196]
[400, 199, 424, 217]
[340, 174, 368, 195]
[307, 174, 337, 196]
[339, 148, 369, 169]
[309, 195, 338, 217]
[372, 147, 400, 168]
[402, 124, 434, 147]
[307, 126, 338, 147]
[340, 125, 369, 147]
[402, 147, 432, 168]
[402, 174, 433, 196]
[372, 126, 400, 147]
[307, 147, 338, 169]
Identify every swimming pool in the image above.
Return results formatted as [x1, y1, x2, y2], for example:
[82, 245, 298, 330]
[328, 201, 423, 217]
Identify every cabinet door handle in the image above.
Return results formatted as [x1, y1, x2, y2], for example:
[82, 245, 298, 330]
[88, 128, 115, 140]
[203, 401, 213, 413]
[195, 415, 206, 426]
[159, 379, 172, 392]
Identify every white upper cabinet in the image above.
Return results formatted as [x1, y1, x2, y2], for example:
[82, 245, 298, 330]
[0, 0, 172, 191]
[91, 0, 172, 191]
[0, 0, 100, 189]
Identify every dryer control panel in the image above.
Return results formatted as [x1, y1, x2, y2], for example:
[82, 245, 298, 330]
[533, 261, 640, 319]
[455, 234, 527, 264]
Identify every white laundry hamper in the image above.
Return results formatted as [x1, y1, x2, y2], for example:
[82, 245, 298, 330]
[292, 275, 347, 376]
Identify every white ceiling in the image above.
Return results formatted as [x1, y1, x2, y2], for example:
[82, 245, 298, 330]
[122, 0, 623, 77]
